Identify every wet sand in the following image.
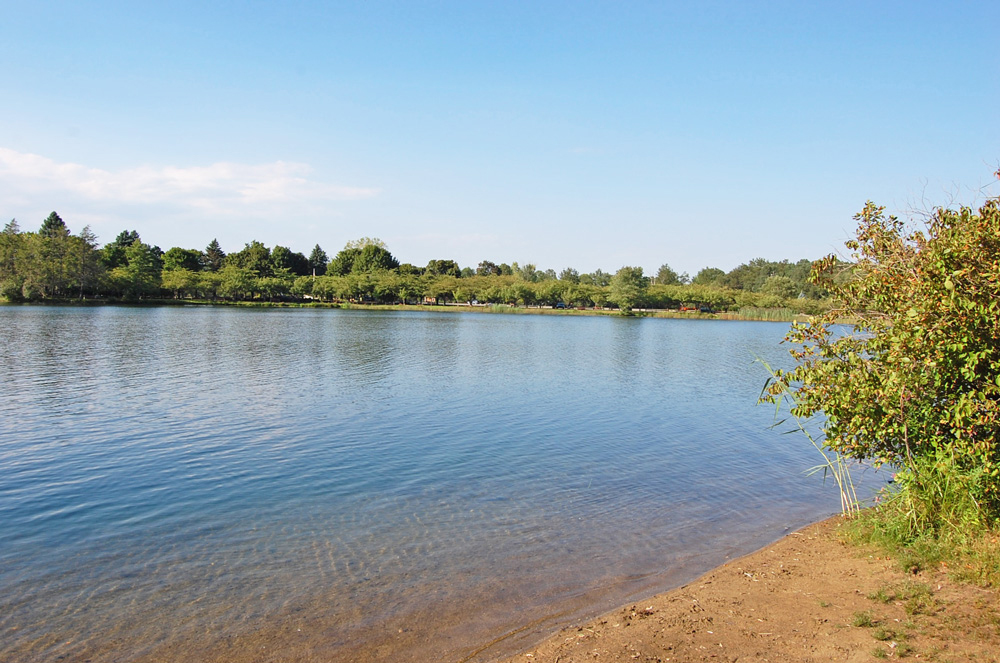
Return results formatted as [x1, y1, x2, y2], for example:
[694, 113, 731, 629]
[499, 517, 1000, 663]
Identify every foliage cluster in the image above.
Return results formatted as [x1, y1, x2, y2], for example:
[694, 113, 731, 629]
[1, 214, 829, 314]
[0, 215, 102, 300]
[764, 195, 1000, 563]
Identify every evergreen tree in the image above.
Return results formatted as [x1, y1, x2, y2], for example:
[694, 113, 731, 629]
[74, 226, 104, 298]
[271, 245, 311, 276]
[308, 244, 328, 276]
[0, 220, 22, 298]
[39, 212, 68, 238]
[655, 263, 683, 285]
[102, 230, 141, 269]
[203, 239, 226, 271]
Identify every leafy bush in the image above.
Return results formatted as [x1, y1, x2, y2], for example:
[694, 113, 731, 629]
[765, 195, 1000, 533]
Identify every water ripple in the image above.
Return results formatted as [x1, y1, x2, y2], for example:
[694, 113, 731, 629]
[0, 307, 883, 663]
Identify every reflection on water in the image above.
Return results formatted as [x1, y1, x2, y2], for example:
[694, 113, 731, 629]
[0, 307, 878, 662]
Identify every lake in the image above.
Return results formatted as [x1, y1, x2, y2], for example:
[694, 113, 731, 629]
[0, 306, 875, 662]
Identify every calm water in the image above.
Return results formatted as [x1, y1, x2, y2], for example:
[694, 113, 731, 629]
[0, 307, 872, 662]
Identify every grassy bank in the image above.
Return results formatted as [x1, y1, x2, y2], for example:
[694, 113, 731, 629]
[842, 487, 1000, 588]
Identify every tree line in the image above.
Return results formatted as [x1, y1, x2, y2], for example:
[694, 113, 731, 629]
[0, 212, 834, 314]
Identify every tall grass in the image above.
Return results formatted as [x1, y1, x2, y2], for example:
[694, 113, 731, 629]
[719, 307, 797, 322]
[842, 452, 1000, 585]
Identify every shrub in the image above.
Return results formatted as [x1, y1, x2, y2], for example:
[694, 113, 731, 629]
[765, 193, 1000, 533]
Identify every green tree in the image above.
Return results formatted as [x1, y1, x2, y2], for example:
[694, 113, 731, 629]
[30, 220, 81, 297]
[291, 275, 315, 298]
[580, 268, 610, 287]
[722, 257, 816, 293]
[111, 240, 162, 299]
[514, 262, 539, 282]
[353, 244, 399, 273]
[344, 236, 387, 251]
[271, 245, 310, 276]
[424, 275, 458, 304]
[203, 239, 226, 271]
[655, 263, 683, 285]
[396, 274, 420, 304]
[310, 275, 337, 300]
[759, 274, 798, 299]
[308, 244, 328, 276]
[477, 260, 502, 276]
[195, 271, 222, 299]
[161, 268, 200, 298]
[692, 267, 725, 286]
[453, 284, 476, 304]
[163, 247, 204, 272]
[766, 197, 1000, 528]
[425, 259, 461, 277]
[255, 273, 293, 300]
[39, 211, 68, 238]
[505, 281, 533, 306]
[535, 279, 564, 306]
[102, 230, 141, 269]
[0, 220, 23, 298]
[218, 264, 255, 300]
[559, 267, 580, 283]
[11, 215, 100, 299]
[72, 226, 104, 298]
[328, 247, 361, 275]
[609, 266, 647, 314]
[561, 284, 583, 306]
[226, 240, 272, 276]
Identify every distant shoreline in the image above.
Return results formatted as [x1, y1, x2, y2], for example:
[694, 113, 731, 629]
[0, 298, 813, 322]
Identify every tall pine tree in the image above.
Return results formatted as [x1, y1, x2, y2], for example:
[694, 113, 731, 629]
[204, 239, 226, 271]
[39, 212, 68, 238]
[308, 244, 328, 276]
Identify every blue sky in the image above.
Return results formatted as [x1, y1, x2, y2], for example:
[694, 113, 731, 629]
[2, 1, 997, 276]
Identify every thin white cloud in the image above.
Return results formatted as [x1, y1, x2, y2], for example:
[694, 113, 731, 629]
[0, 148, 378, 215]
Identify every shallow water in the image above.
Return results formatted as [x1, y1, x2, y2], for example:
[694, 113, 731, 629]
[0, 307, 875, 662]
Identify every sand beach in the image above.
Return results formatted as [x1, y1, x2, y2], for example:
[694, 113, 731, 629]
[499, 518, 1000, 663]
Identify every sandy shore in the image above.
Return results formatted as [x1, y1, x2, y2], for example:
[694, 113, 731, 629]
[497, 517, 1000, 663]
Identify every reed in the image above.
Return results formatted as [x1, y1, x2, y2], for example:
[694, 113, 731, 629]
[719, 307, 797, 322]
[758, 358, 860, 516]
